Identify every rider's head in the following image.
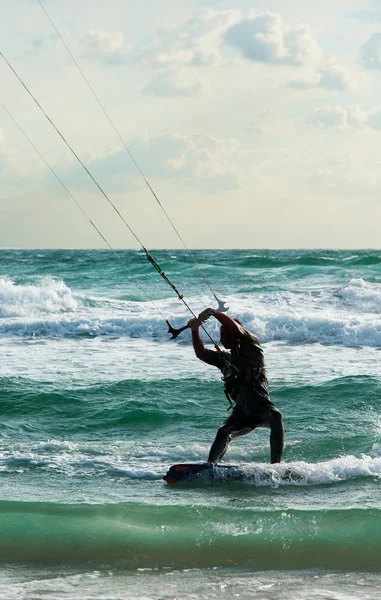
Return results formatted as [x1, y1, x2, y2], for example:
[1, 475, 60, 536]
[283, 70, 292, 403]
[220, 319, 242, 349]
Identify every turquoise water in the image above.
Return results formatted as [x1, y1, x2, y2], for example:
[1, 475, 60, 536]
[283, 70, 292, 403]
[0, 248, 381, 598]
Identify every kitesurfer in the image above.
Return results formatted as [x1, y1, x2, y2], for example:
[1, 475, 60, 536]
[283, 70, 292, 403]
[188, 308, 284, 465]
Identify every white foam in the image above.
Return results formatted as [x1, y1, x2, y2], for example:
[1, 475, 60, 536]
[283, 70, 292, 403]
[335, 278, 381, 313]
[1, 439, 381, 486]
[235, 454, 381, 486]
[0, 277, 79, 318]
[371, 443, 381, 457]
[0, 277, 380, 348]
[33, 440, 77, 452]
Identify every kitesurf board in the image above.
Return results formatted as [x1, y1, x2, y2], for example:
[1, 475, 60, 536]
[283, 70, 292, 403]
[163, 463, 242, 484]
[163, 462, 304, 484]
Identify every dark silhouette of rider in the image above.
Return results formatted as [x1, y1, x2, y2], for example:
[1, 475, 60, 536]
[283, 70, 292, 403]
[188, 308, 284, 465]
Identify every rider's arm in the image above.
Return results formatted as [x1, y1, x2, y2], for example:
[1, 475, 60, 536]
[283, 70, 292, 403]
[198, 308, 245, 337]
[213, 311, 244, 335]
[188, 317, 219, 364]
[191, 327, 209, 361]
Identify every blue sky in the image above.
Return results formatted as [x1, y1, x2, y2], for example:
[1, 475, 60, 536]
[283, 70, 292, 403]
[1, 0, 381, 248]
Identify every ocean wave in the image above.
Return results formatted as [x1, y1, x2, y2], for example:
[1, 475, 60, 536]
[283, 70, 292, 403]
[0, 278, 79, 318]
[1, 427, 381, 487]
[0, 500, 380, 568]
[0, 276, 380, 348]
[0, 314, 166, 339]
[256, 312, 381, 347]
[2, 309, 380, 347]
[238, 253, 381, 268]
[335, 278, 381, 313]
[183, 455, 381, 486]
[0, 375, 379, 434]
[0, 376, 207, 435]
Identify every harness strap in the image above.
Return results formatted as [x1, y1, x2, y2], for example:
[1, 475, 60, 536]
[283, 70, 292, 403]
[224, 389, 234, 411]
[222, 365, 266, 409]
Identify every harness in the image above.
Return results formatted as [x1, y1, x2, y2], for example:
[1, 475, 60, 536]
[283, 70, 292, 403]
[222, 360, 265, 410]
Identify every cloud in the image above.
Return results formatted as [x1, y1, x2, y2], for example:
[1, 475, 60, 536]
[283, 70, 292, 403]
[362, 32, 381, 69]
[366, 109, 381, 129]
[306, 104, 381, 129]
[306, 106, 350, 128]
[224, 11, 322, 65]
[306, 151, 381, 198]
[0, 134, 48, 183]
[78, 9, 354, 97]
[137, 8, 240, 97]
[288, 61, 355, 91]
[247, 111, 292, 135]
[136, 9, 240, 97]
[82, 29, 132, 64]
[61, 132, 248, 194]
[143, 68, 210, 97]
[142, 8, 240, 68]
[0, 128, 34, 178]
[137, 133, 244, 191]
[317, 63, 355, 90]
[287, 70, 321, 89]
[223, 12, 355, 92]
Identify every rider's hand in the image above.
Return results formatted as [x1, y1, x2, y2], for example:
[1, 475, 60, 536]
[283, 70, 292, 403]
[198, 308, 216, 322]
[188, 317, 201, 331]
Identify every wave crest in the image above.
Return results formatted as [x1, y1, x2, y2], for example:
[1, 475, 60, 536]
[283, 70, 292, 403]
[0, 278, 79, 318]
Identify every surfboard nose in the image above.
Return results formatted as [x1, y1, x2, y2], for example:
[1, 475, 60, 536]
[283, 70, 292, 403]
[163, 464, 191, 484]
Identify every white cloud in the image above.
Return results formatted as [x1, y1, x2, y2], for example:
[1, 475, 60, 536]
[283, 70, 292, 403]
[317, 63, 354, 91]
[287, 69, 321, 89]
[366, 109, 381, 129]
[223, 12, 356, 92]
[143, 68, 210, 97]
[288, 61, 355, 91]
[284, 22, 322, 65]
[80, 10, 355, 98]
[346, 104, 369, 128]
[136, 8, 240, 97]
[61, 132, 252, 193]
[224, 11, 322, 65]
[0, 127, 41, 179]
[362, 32, 381, 69]
[82, 29, 132, 63]
[143, 8, 240, 68]
[140, 132, 244, 191]
[306, 104, 381, 129]
[2, 0, 381, 249]
[247, 111, 292, 135]
[306, 106, 350, 128]
[306, 151, 381, 198]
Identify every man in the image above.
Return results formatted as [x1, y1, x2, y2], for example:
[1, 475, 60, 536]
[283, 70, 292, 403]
[188, 307, 284, 465]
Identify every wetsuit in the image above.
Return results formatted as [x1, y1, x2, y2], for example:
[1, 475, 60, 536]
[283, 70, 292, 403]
[192, 312, 284, 464]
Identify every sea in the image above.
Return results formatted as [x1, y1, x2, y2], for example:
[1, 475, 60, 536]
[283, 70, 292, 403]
[0, 248, 380, 600]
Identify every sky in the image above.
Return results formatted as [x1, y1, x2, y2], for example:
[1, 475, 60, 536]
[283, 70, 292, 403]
[1, 0, 381, 249]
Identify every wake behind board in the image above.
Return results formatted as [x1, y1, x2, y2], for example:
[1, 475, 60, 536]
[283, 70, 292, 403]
[163, 463, 304, 484]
